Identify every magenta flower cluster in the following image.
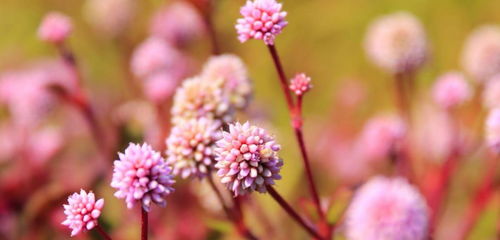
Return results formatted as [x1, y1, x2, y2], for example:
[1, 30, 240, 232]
[38, 12, 73, 44]
[289, 73, 312, 96]
[62, 190, 104, 237]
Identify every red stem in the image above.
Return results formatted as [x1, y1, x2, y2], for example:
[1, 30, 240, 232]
[267, 44, 294, 109]
[267, 186, 323, 239]
[141, 208, 148, 240]
[95, 225, 112, 240]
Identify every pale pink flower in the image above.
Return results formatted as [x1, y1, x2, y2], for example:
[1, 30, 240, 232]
[364, 12, 428, 73]
[235, 0, 288, 45]
[201, 54, 252, 109]
[38, 12, 73, 44]
[150, 1, 204, 46]
[432, 71, 472, 109]
[84, 0, 135, 38]
[166, 117, 219, 179]
[485, 108, 500, 153]
[345, 176, 429, 240]
[142, 71, 179, 104]
[62, 190, 104, 237]
[111, 143, 175, 212]
[357, 115, 406, 161]
[130, 37, 183, 79]
[462, 25, 500, 83]
[482, 74, 500, 109]
[214, 122, 283, 196]
[289, 73, 312, 96]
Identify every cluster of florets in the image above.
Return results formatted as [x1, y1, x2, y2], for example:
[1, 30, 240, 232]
[235, 0, 288, 45]
[357, 115, 406, 161]
[111, 143, 175, 212]
[345, 176, 429, 240]
[166, 117, 220, 179]
[364, 12, 428, 74]
[289, 73, 312, 96]
[38, 12, 73, 44]
[214, 122, 283, 196]
[432, 71, 472, 109]
[462, 25, 500, 82]
[62, 190, 104, 237]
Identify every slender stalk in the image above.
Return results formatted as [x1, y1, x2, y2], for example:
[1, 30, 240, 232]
[95, 225, 112, 240]
[267, 186, 323, 239]
[141, 208, 148, 240]
[204, 0, 220, 55]
[267, 44, 294, 109]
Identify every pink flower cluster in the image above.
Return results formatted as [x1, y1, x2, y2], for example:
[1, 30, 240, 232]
[357, 115, 406, 161]
[38, 12, 73, 44]
[214, 122, 283, 196]
[111, 143, 175, 212]
[289, 73, 312, 96]
[432, 72, 471, 109]
[235, 0, 288, 45]
[62, 190, 104, 237]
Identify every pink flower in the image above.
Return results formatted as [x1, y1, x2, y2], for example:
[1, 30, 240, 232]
[462, 25, 500, 82]
[235, 0, 288, 45]
[150, 1, 204, 47]
[289, 73, 312, 96]
[142, 71, 179, 104]
[485, 108, 500, 153]
[166, 117, 219, 179]
[62, 190, 104, 237]
[111, 143, 175, 212]
[357, 115, 406, 161]
[432, 71, 472, 109]
[364, 12, 428, 73]
[84, 0, 135, 38]
[130, 37, 183, 79]
[345, 176, 429, 240]
[482, 74, 500, 109]
[214, 122, 283, 196]
[38, 12, 73, 44]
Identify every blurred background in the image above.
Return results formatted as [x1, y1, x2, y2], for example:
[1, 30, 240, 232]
[0, 0, 498, 239]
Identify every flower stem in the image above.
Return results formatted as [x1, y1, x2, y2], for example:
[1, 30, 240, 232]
[95, 225, 112, 240]
[267, 186, 323, 239]
[203, 0, 220, 55]
[267, 44, 294, 109]
[141, 208, 148, 240]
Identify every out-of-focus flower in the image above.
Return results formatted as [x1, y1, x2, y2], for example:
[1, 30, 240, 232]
[201, 54, 252, 109]
[150, 1, 204, 47]
[84, 0, 135, 38]
[345, 176, 429, 240]
[235, 0, 288, 45]
[357, 115, 406, 161]
[111, 143, 175, 212]
[166, 117, 219, 179]
[38, 12, 72, 44]
[142, 71, 180, 104]
[214, 122, 283, 196]
[62, 190, 104, 237]
[289, 73, 312, 96]
[462, 25, 500, 83]
[482, 74, 500, 109]
[432, 72, 472, 109]
[364, 12, 428, 74]
[171, 76, 232, 125]
[130, 37, 183, 79]
[485, 108, 500, 153]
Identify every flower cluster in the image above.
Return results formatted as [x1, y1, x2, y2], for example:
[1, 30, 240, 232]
[166, 117, 219, 179]
[289, 73, 312, 96]
[462, 25, 500, 82]
[38, 12, 73, 44]
[214, 122, 283, 196]
[357, 115, 406, 161]
[345, 176, 429, 240]
[62, 190, 104, 237]
[432, 71, 472, 109]
[111, 143, 175, 212]
[84, 0, 135, 37]
[235, 0, 288, 45]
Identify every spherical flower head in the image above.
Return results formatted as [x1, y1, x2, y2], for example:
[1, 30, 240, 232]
[171, 76, 232, 125]
[38, 12, 73, 44]
[235, 0, 288, 45]
[62, 190, 104, 237]
[142, 71, 179, 104]
[345, 176, 429, 240]
[84, 0, 135, 38]
[432, 71, 472, 109]
[462, 25, 500, 82]
[201, 54, 252, 109]
[166, 117, 219, 179]
[358, 115, 406, 161]
[111, 143, 175, 212]
[364, 12, 428, 74]
[131, 37, 182, 79]
[214, 122, 283, 196]
[482, 74, 500, 109]
[289, 73, 312, 96]
[485, 108, 500, 153]
[150, 1, 204, 46]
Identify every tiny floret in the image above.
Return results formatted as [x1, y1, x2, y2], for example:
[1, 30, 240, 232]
[235, 0, 288, 45]
[432, 72, 472, 109]
[289, 73, 312, 96]
[62, 190, 104, 237]
[214, 122, 283, 196]
[345, 176, 429, 240]
[111, 143, 175, 212]
[462, 25, 500, 82]
[485, 108, 500, 153]
[166, 117, 219, 179]
[38, 12, 73, 44]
